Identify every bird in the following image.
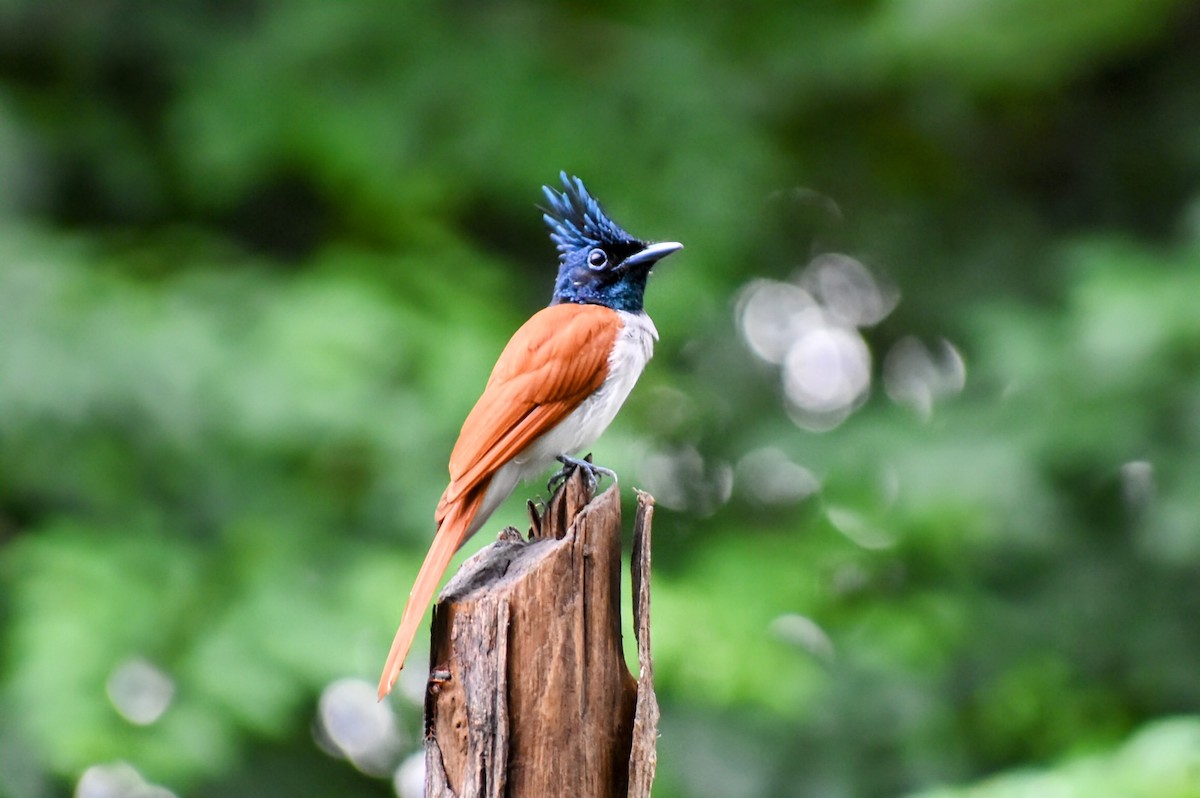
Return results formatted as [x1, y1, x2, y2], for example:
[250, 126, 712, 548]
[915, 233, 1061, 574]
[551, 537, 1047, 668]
[377, 172, 682, 699]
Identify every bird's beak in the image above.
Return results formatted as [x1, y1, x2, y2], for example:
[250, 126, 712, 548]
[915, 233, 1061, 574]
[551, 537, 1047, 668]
[622, 241, 684, 269]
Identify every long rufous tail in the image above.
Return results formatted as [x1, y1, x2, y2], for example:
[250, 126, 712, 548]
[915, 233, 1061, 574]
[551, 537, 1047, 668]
[377, 491, 484, 699]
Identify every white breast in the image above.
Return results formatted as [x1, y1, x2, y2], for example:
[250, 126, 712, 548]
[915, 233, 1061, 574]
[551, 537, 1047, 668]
[518, 309, 657, 469]
[472, 310, 657, 531]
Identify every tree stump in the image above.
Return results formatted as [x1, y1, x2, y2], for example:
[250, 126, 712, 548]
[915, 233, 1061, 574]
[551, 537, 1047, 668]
[422, 468, 659, 798]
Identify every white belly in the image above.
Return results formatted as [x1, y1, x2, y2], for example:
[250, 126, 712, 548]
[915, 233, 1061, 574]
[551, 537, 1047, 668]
[471, 310, 657, 531]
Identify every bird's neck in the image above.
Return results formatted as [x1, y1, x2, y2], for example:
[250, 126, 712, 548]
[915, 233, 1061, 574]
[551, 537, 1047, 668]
[551, 275, 648, 312]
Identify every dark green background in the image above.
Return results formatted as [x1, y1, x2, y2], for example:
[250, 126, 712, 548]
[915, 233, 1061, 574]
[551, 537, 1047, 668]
[2, 2, 1199, 796]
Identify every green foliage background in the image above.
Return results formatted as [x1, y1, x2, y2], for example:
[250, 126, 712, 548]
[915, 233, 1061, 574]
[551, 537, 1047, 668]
[2, 1, 1200, 796]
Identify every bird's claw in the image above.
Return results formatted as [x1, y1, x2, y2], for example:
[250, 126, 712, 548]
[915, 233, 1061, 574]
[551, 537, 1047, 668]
[547, 454, 616, 494]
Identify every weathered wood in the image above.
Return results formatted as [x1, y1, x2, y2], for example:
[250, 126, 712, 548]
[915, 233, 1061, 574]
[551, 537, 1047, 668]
[627, 489, 659, 797]
[423, 468, 658, 798]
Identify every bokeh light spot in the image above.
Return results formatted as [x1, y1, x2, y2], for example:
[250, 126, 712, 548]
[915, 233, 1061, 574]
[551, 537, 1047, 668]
[395, 658, 431, 707]
[769, 613, 836, 665]
[639, 445, 733, 516]
[800, 253, 898, 327]
[883, 336, 966, 419]
[76, 763, 177, 798]
[105, 658, 175, 727]
[736, 279, 823, 365]
[782, 326, 872, 429]
[315, 678, 405, 777]
[1119, 460, 1154, 510]
[393, 751, 426, 798]
[826, 506, 896, 550]
[736, 252, 896, 432]
[735, 447, 820, 506]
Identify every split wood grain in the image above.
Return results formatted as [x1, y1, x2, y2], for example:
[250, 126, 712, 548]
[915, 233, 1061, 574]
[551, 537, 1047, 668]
[422, 468, 659, 798]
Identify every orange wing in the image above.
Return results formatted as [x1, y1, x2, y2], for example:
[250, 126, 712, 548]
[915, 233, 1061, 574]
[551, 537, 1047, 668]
[436, 302, 622, 517]
[378, 302, 623, 698]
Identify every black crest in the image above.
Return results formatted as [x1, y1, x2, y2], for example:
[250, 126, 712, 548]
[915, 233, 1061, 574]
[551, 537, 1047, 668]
[541, 172, 637, 261]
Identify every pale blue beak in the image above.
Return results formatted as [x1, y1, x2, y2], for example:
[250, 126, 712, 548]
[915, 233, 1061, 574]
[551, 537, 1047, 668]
[622, 241, 684, 269]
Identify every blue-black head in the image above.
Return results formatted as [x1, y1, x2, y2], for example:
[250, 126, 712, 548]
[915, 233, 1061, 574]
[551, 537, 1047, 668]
[542, 172, 682, 312]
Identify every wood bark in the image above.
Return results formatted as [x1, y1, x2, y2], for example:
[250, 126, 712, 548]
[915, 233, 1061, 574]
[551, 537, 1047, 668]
[422, 468, 659, 798]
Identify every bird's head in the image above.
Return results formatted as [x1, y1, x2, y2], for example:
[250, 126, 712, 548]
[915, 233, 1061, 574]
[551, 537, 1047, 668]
[542, 172, 682, 312]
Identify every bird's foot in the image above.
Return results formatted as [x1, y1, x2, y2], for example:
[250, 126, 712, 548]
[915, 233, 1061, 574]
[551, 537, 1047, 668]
[547, 454, 616, 494]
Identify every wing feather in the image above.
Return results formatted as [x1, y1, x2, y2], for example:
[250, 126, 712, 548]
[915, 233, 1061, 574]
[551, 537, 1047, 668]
[437, 303, 620, 517]
[381, 303, 623, 696]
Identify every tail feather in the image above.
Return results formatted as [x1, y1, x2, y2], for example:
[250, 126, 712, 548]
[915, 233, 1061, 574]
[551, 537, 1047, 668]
[377, 490, 485, 699]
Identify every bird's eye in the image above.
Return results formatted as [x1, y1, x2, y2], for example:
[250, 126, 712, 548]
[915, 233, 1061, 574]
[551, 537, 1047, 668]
[587, 249, 608, 269]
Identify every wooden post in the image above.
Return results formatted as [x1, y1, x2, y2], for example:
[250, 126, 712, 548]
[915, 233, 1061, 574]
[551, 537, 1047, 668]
[422, 468, 659, 798]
